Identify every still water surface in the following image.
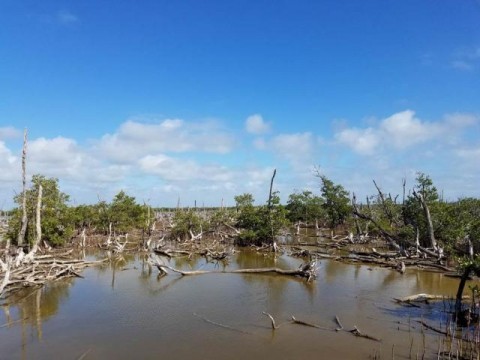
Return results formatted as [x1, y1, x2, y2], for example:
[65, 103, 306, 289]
[0, 250, 472, 359]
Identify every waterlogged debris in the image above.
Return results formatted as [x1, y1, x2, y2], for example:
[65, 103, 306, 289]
[150, 253, 318, 281]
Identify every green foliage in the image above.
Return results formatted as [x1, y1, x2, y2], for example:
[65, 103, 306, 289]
[68, 191, 147, 237]
[109, 191, 144, 234]
[234, 193, 254, 208]
[435, 198, 480, 254]
[70, 204, 98, 230]
[170, 209, 204, 241]
[402, 172, 440, 247]
[8, 175, 74, 246]
[285, 190, 324, 224]
[318, 175, 351, 231]
[208, 208, 236, 231]
[235, 192, 288, 246]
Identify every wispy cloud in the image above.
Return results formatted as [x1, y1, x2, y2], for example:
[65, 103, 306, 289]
[57, 10, 79, 25]
[452, 60, 474, 71]
[0, 126, 21, 140]
[245, 114, 271, 135]
[270, 132, 314, 166]
[451, 46, 480, 71]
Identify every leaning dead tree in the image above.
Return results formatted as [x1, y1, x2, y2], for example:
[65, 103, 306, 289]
[351, 192, 443, 260]
[352, 193, 401, 251]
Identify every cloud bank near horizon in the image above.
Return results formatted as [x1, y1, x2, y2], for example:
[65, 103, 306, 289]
[0, 110, 479, 208]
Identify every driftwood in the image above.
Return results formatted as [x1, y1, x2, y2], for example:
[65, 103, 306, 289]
[150, 251, 316, 280]
[268, 313, 399, 353]
[394, 293, 465, 304]
[262, 313, 335, 332]
[416, 320, 447, 335]
[153, 262, 317, 281]
[0, 255, 107, 299]
[334, 315, 381, 342]
[193, 312, 251, 334]
[291, 315, 332, 331]
[263, 311, 280, 329]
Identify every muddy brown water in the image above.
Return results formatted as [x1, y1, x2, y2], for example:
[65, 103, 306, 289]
[0, 250, 476, 359]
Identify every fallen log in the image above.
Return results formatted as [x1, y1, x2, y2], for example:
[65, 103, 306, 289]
[394, 293, 463, 303]
[334, 315, 381, 342]
[291, 315, 332, 331]
[155, 263, 316, 280]
[350, 325, 381, 342]
[150, 255, 317, 281]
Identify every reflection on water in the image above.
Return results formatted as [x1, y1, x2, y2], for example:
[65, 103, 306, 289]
[1, 279, 73, 360]
[0, 251, 477, 360]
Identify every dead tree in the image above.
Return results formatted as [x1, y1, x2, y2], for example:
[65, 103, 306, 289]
[454, 264, 480, 324]
[267, 168, 277, 244]
[413, 190, 437, 250]
[352, 193, 401, 251]
[267, 169, 277, 209]
[17, 128, 28, 248]
[24, 184, 42, 263]
[372, 180, 395, 226]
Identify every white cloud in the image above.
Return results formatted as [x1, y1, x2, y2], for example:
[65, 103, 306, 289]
[0, 109, 479, 207]
[444, 113, 478, 127]
[139, 154, 234, 182]
[97, 118, 234, 164]
[0, 142, 19, 182]
[335, 127, 379, 155]
[271, 132, 314, 166]
[380, 110, 442, 148]
[0, 126, 21, 140]
[245, 114, 270, 134]
[336, 110, 477, 155]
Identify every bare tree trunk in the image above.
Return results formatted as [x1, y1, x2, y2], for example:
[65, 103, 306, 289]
[17, 129, 28, 247]
[0, 256, 12, 297]
[267, 169, 277, 244]
[413, 190, 437, 249]
[24, 184, 42, 263]
[352, 193, 401, 251]
[455, 265, 473, 322]
[267, 169, 276, 209]
[352, 196, 361, 237]
[81, 227, 86, 248]
[467, 236, 474, 259]
[373, 180, 394, 225]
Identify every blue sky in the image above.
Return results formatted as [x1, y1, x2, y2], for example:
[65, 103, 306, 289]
[1, 0, 479, 208]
